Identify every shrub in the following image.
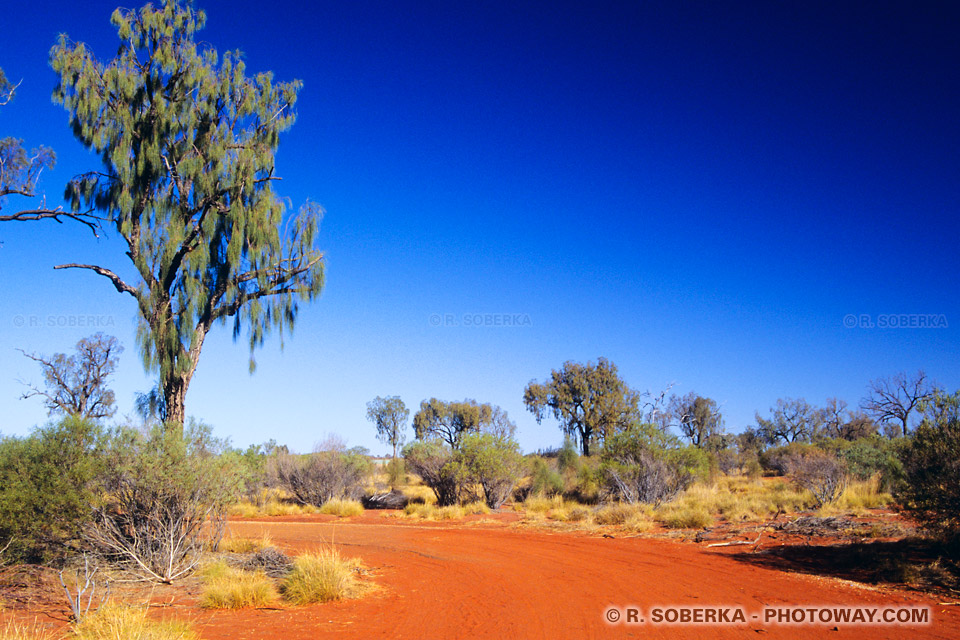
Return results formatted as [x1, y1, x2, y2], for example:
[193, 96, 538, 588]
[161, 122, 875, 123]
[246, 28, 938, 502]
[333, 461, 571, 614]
[557, 438, 580, 474]
[384, 457, 406, 488]
[657, 505, 713, 529]
[0, 415, 103, 563]
[199, 561, 279, 609]
[84, 420, 242, 582]
[897, 392, 960, 538]
[274, 445, 371, 507]
[528, 458, 563, 497]
[402, 440, 462, 506]
[598, 426, 707, 506]
[456, 433, 524, 508]
[280, 548, 364, 604]
[791, 451, 847, 508]
[73, 603, 199, 640]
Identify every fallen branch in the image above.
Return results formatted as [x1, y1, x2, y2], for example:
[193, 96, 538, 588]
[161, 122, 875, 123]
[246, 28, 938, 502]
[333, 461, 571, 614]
[706, 531, 763, 548]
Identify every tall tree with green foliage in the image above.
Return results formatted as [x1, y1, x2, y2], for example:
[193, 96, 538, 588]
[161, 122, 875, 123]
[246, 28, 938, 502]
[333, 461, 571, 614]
[523, 357, 638, 456]
[666, 392, 723, 448]
[366, 395, 410, 459]
[48, 1, 325, 428]
[413, 398, 516, 449]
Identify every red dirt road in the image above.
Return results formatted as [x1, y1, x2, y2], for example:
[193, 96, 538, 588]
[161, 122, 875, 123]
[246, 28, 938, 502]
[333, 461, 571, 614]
[187, 515, 960, 640]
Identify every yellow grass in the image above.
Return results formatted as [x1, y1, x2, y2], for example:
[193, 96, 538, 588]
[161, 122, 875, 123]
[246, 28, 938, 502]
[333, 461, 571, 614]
[400, 484, 437, 505]
[0, 619, 58, 640]
[198, 561, 279, 610]
[72, 603, 198, 640]
[216, 533, 273, 554]
[318, 499, 364, 517]
[279, 548, 365, 604]
[818, 476, 893, 516]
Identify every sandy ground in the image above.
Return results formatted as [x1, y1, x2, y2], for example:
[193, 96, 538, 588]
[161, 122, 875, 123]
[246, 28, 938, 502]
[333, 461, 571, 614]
[191, 514, 959, 640]
[3, 513, 958, 639]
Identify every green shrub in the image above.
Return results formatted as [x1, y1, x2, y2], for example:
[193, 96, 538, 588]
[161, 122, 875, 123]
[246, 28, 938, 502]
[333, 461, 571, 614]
[457, 433, 524, 508]
[385, 457, 406, 488]
[0, 415, 103, 563]
[598, 425, 708, 506]
[896, 391, 960, 538]
[85, 420, 242, 582]
[529, 458, 563, 497]
[402, 440, 462, 506]
[557, 437, 580, 474]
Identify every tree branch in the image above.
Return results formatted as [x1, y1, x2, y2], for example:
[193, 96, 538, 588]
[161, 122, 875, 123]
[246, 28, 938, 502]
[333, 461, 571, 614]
[54, 263, 139, 297]
[0, 208, 103, 237]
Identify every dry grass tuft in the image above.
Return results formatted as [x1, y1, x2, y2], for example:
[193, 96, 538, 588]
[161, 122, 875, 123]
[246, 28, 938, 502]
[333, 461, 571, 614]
[279, 548, 365, 604]
[198, 561, 279, 610]
[318, 499, 364, 518]
[0, 619, 58, 640]
[216, 533, 273, 554]
[73, 603, 198, 640]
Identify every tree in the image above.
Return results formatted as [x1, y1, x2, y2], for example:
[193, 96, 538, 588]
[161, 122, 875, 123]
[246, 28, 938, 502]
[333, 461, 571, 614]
[366, 396, 409, 459]
[821, 397, 879, 440]
[412, 398, 516, 449]
[523, 357, 638, 456]
[755, 398, 823, 445]
[19, 333, 122, 420]
[666, 392, 723, 448]
[861, 370, 937, 437]
[0, 67, 101, 234]
[49, 1, 325, 429]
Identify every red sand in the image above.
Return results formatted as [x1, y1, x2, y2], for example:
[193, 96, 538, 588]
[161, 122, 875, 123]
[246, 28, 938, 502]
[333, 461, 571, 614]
[188, 514, 959, 640]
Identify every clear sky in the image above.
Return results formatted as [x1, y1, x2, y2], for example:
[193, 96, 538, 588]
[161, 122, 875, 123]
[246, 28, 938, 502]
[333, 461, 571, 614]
[1, 0, 958, 454]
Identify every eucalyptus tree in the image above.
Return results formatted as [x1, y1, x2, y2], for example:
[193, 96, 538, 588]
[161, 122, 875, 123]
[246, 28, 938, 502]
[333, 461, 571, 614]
[524, 357, 638, 456]
[366, 395, 410, 459]
[49, 2, 325, 427]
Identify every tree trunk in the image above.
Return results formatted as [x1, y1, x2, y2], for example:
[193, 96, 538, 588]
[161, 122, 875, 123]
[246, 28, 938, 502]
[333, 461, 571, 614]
[580, 430, 591, 457]
[163, 375, 189, 433]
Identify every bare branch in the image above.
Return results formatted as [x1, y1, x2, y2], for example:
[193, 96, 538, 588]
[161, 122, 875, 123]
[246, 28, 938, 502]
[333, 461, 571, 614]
[0, 207, 103, 237]
[54, 263, 139, 297]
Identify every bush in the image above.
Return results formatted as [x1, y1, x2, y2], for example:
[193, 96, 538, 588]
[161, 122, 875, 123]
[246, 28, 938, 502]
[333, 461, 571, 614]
[598, 425, 707, 506]
[280, 548, 364, 604]
[84, 420, 242, 582]
[402, 440, 462, 506]
[385, 457, 406, 488]
[528, 458, 564, 497]
[557, 438, 580, 474]
[791, 451, 847, 508]
[897, 393, 960, 538]
[456, 433, 524, 508]
[274, 445, 372, 507]
[0, 415, 103, 563]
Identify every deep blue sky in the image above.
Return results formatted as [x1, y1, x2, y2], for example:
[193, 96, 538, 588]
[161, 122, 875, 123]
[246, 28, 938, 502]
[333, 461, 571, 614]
[1, 1, 958, 453]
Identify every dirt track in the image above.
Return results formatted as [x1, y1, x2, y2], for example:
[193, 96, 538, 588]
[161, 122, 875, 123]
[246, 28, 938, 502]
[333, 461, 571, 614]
[186, 514, 960, 640]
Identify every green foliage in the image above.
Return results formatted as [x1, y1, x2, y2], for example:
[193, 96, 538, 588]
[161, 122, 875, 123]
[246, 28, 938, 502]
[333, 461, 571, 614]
[0, 416, 103, 563]
[557, 437, 580, 474]
[598, 424, 706, 506]
[19, 333, 122, 420]
[49, 1, 325, 424]
[402, 440, 461, 506]
[755, 398, 823, 445]
[384, 456, 406, 488]
[366, 395, 409, 459]
[528, 458, 564, 497]
[667, 392, 724, 448]
[86, 419, 242, 582]
[524, 358, 639, 456]
[456, 433, 524, 508]
[413, 398, 516, 449]
[896, 391, 960, 538]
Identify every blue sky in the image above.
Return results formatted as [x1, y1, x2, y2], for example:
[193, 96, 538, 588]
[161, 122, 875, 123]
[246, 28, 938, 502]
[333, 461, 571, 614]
[1, 1, 958, 454]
